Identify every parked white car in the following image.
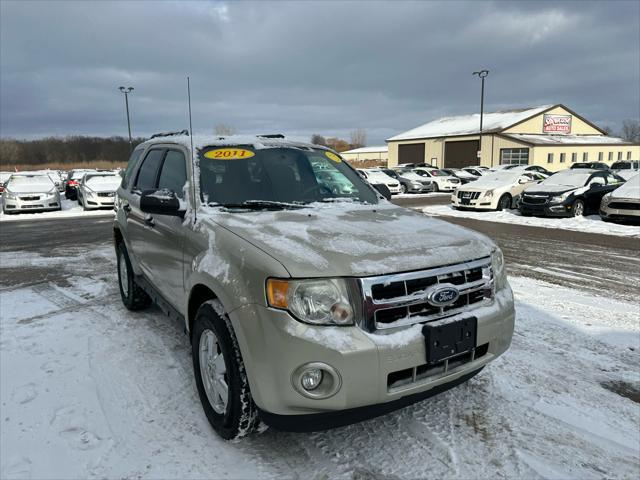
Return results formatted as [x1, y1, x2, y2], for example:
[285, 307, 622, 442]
[1, 173, 61, 214]
[357, 168, 402, 194]
[413, 168, 461, 192]
[600, 173, 640, 222]
[451, 171, 542, 210]
[77, 172, 122, 210]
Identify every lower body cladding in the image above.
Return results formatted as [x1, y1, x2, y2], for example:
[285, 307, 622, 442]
[2, 197, 60, 213]
[230, 286, 515, 432]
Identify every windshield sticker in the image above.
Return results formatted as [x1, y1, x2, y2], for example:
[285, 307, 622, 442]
[325, 151, 342, 163]
[204, 148, 255, 160]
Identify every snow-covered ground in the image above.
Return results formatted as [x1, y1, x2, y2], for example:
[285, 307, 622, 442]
[0, 198, 114, 223]
[1, 244, 638, 479]
[393, 192, 451, 199]
[424, 204, 640, 238]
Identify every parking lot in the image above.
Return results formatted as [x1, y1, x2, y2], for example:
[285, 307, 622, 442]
[1, 198, 638, 479]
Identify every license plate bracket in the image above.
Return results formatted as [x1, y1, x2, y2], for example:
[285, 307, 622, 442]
[422, 317, 477, 364]
[461, 198, 471, 205]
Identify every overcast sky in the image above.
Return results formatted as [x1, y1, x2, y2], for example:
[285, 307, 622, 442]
[1, 0, 639, 144]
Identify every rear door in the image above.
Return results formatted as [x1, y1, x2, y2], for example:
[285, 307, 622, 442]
[583, 172, 609, 212]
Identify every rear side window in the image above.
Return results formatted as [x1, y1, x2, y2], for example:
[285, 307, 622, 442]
[157, 150, 187, 198]
[122, 149, 144, 189]
[134, 149, 165, 191]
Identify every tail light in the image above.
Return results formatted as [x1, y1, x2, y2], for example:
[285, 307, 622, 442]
[68, 180, 78, 186]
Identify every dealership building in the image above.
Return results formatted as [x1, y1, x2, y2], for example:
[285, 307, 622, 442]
[340, 145, 389, 163]
[386, 104, 639, 171]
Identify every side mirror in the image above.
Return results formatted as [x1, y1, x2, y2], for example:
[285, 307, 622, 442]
[140, 189, 183, 217]
[372, 183, 392, 200]
[518, 178, 528, 184]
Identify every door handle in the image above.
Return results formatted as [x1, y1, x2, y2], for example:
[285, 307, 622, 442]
[144, 215, 155, 228]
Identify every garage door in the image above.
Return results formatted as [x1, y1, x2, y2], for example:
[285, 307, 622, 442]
[398, 143, 425, 165]
[444, 140, 479, 168]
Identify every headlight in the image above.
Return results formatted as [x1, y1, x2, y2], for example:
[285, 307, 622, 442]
[601, 193, 611, 206]
[550, 191, 571, 203]
[491, 248, 507, 291]
[484, 190, 494, 198]
[4, 190, 17, 200]
[266, 278, 354, 326]
[48, 188, 57, 195]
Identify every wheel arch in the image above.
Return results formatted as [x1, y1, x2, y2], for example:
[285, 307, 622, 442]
[188, 284, 221, 339]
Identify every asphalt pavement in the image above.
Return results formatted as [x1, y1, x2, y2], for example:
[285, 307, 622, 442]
[1, 198, 638, 302]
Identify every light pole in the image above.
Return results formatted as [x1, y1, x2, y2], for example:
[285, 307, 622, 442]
[472, 70, 489, 164]
[118, 86, 134, 152]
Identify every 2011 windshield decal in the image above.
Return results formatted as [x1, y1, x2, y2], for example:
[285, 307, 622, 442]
[204, 148, 255, 160]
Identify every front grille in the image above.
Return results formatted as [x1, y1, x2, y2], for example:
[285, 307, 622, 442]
[421, 181, 432, 186]
[457, 191, 481, 200]
[22, 204, 44, 209]
[359, 257, 494, 331]
[387, 343, 490, 391]
[609, 202, 640, 210]
[19, 196, 40, 201]
[97, 192, 115, 198]
[389, 183, 399, 188]
[522, 194, 548, 205]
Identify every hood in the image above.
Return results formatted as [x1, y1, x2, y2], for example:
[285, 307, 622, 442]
[201, 203, 495, 277]
[523, 184, 577, 195]
[610, 175, 640, 200]
[5, 183, 55, 194]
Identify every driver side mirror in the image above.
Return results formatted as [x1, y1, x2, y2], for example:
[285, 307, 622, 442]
[140, 189, 184, 217]
[518, 177, 528, 184]
[372, 183, 392, 200]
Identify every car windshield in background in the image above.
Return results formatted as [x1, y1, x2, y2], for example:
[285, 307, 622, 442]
[199, 147, 379, 207]
[543, 171, 591, 187]
[86, 174, 121, 188]
[427, 169, 449, 176]
[7, 175, 54, 188]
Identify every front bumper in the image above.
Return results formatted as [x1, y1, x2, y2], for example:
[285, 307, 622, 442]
[600, 203, 640, 221]
[519, 201, 572, 217]
[84, 194, 116, 209]
[405, 183, 434, 193]
[451, 194, 494, 210]
[230, 284, 515, 428]
[3, 195, 60, 212]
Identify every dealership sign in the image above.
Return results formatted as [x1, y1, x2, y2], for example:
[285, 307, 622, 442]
[543, 114, 572, 134]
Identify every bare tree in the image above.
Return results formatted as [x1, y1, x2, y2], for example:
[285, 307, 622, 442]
[600, 125, 613, 136]
[350, 129, 367, 149]
[215, 123, 236, 136]
[621, 120, 640, 143]
[310, 134, 327, 146]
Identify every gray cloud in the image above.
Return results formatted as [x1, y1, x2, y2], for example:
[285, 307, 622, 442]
[1, 0, 638, 143]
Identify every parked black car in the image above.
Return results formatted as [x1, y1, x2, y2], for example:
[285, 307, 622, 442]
[519, 169, 625, 217]
[570, 162, 609, 170]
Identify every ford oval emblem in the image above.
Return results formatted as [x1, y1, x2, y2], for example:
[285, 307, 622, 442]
[427, 285, 460, 307]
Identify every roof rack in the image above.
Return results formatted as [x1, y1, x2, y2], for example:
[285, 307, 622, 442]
[257, 134, 285, 139]
[150, 129, 189, 139]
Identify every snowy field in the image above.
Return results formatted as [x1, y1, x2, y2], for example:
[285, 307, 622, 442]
[1, 243, 639, 479]
[424, 204, 640, 238]
[0, 199, 114, 223]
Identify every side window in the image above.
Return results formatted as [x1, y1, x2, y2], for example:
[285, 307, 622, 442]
[134, 149, 165, 192]
[122, 148, 143, 189]
[589, 174, 605, 186]
[605, 173, 621, 184]
[157, 150, 188, 198]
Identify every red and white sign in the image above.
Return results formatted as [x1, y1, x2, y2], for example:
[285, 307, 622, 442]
[543, 114, 572, 134]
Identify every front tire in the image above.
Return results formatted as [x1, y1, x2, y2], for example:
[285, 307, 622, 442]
[116, 243, 151, 310]
[400, 184, 407, 194]
[192, 301, 260, 439]
[572, 199, 585, 217]
[432, 183, 439, 192]
[496, 194, 512, 211]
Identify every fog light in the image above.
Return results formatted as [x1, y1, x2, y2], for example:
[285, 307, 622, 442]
[301, 369, 323, 391]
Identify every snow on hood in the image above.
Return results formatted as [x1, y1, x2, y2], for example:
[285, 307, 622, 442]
[199, 203, 495, 277]
[5, 176, 55, 194]
[610, 174, 640, 200]
[85, 175, 121, 192]
[523, 184, 578, 194]
[460, 172, 520, 190]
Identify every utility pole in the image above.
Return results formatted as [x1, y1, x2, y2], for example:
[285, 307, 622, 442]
[118, 86, 134, 152]
[472, 70, 489, 164]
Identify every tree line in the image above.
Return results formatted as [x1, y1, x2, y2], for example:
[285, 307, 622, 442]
[0, 136, 145, 170]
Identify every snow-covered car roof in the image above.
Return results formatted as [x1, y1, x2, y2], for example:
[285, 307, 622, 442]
[142, 134, 333, 153]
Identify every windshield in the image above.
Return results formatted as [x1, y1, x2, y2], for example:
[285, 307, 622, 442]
[86, 174, 121, 188]
[543, 171, 591, 187]
[199, 147, 378, 206]
[7, 175, 54, 188]
[472, 172, 521, 187]
[426, 169, 449, 176]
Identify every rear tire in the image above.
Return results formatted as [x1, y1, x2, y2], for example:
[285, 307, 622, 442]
[116, 243, 151, 311]
[572, 199, 585, 217]
[497, 194, 512, 211]
[192, 301, 260, 440]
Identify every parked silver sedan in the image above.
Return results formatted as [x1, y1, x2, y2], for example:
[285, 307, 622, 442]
[77, 172, 122, 210]
[1, 173, 61, 214]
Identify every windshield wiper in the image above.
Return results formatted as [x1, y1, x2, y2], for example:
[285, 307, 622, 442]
[209, 200, 306, 210]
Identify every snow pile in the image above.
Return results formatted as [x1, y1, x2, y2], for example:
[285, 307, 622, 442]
[423, 204, 640, 238]
[341, 146, 388, 154]
[0, 199, 114, 223]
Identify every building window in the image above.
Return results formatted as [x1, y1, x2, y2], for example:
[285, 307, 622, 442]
[500, 148, 529, 165]
[547, 153, 554, 163]
[618, 151, 623, 160]
[598, 152, 603, 161]
[628, 151, 633, 160]
[608, 152, 613, 161]
[571, 152, 577, 163]
[560, 153, 566, 163]
[583, 152, 588, 161]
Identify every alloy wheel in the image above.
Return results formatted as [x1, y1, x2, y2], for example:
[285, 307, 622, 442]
[199, 329, 229, 415]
